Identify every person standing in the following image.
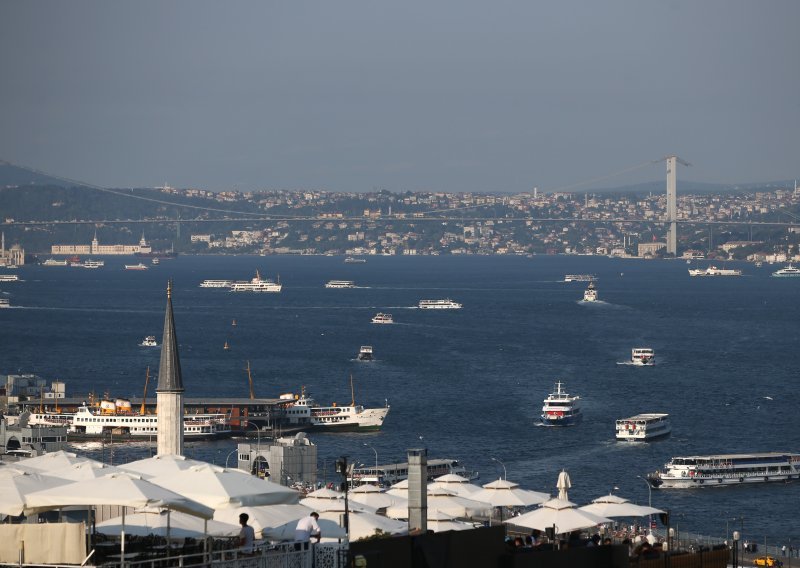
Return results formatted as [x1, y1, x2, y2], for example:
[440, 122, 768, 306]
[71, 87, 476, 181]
[239, 513, 256, 555]
[294, 512, 322, 550]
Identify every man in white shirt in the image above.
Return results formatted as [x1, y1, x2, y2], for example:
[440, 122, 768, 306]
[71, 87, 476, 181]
[294, 512, 321, 549]
[238, 513, 256, 554]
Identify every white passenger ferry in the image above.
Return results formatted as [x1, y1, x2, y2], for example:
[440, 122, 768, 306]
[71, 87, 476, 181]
[124, 263, 149, 271]
[325, 280, 356, 288]
[42, 258, 68, 266]
[351, 458, 477, 486]
[615, 413, 671, 442]
[688, 266, 742, 277]
[0, 298, 10, 308]
[418, 299, 462, 309]
[647, 452, 800, 489]
[344, 257, 367, 264]
[72, 259, 105, 269]
[541, 381, 582, 426]
[771, 264, 800, 278]
[564, 274, 597, 282]
[371, 313, 394, 324]
[0, 274, 19, 282]
[582, 282, 598, 302]
[280, 385, 389, 431]
[231, 271, 282, 292]
[27, 403, 231, 439]
[199, 279, 233, 288]
[630, 348, 655, 366]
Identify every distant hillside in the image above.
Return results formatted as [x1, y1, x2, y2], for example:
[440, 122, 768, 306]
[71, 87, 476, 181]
[585, 179, 797, 195]
[0, 162, 73, 188]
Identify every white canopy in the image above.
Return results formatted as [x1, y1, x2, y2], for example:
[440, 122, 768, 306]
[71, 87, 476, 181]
[214, 504, 315, 538]
[349, 484, 408, 510]
[147, 464, 299, 509]
[0, 467, 72, 516]
[580, 493, 664, 518]
[97, 509, 241, 538]
[15, 450, 96, 473]
[507, 497, 612, 534]
[46, 461, 126, 482]
[300, 487, 377, 513]
[384, 487, 491, 519]
[471, 478, 550, 508]
[425, 510, 475, 533]
[118, 454, 222, 478]
[261, 517, 348, 541]
[318, 509, 408, 541]
[24, 472, 214, 519]
[429, 474, 482, 497]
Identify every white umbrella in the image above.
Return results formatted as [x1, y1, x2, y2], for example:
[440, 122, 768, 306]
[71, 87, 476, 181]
[429, 474, 482, 497]
[46, 461, 126, 481]
[506, 497, 612, 534]
[214, 504, 315, 538]
[261, 517, 348, 541]
[16, 450, 96, 473]
[0, 467, 72, 516]
[580, 494, 664, 518]
[318, 509, 408, 541]
[300, 487, 377, 514]
[118, 454, 220, 478]
[556, 470, 571, 501]
[471, 478, 550, 508]
[97, 509, 241, 538]
[384, 487, 491, 519]
[349, 484, 408, 510]
[426, 510, 475, 533]
[148, 464, 299, 509]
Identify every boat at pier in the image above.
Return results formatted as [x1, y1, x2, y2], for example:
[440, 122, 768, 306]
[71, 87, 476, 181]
[630, 348, 655, 366]
[325, 280, 356, 288]
[279, 383, 389, 431]
[418, 299, 462, 309]
[371, 313, 394, 324]
[771, 264, 800, 278]
[647, 452, 800, 488]
[582, 281, 598, 302]
[541, 381, 582, 426]
[615, 413, 671, 442]
[688, 266, 742, 277]
[231, 271, 282, 292]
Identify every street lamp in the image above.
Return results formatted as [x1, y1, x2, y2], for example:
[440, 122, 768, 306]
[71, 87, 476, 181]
[636, 475, 653, 528]
[224, 448, 238, 469]
[363, 443, 378, 483]
[491, 457, 507, 480]
[733, 531, 740, 568]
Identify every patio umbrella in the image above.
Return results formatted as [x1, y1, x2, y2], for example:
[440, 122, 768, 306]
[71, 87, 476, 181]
[45, 461, 126, 482]
[429, 474, 482, 497]
[506, 497, 612, 534]
[384, 487, 491, 519]
[557, 470, 571, 500]
[214, 504, 316, 538]
[260, 517, 348, 541]
[97, 509, 241, 538]
[349, 484, 408, 510]
[318, 508, 408, 541]
[16, 450, 97, 473]
[579, 493, 664, 518]
[118, 454, 220, 478]
[426, 510, 475, 533]
[0, 467, 72, 516]
[300, 487, 377, 514]
[147, 464, 299, 509]
[471, 478, 550, 508]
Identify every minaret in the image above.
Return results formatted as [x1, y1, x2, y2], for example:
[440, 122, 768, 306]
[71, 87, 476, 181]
[156, 280, 185, 455]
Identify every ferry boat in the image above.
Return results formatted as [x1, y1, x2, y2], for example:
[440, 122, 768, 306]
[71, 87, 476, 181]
[615, 413, 671, 442]
[140, 335, 158, 347]
[0, 298, 10, 308]
[124, 263, 149, 271]
[647, 452, 800, 489]
[371, 313, 394, 324]
[72, 259, 105, 269]
[26, 403, 231, 439]
[771, 264, 800, 278]
[231, 271, 282, 292]
[688, 266, 742, 277]
[541, 381, 582, 426]
[630, 348, 655, 366]
[418, 299, 462, 309]
[325, 280, 356, 288]
[42, 258, 68, 266]
[564, 274, 597, 282]
[344, 257, 367, 264]
[0, 274, 19, 282]
[199, 279, 233, 288]
[279, 384, 389, 431]
[357, 346, 374, 361]
[582, 282, 598, 302]
[352, 458, 477, 486]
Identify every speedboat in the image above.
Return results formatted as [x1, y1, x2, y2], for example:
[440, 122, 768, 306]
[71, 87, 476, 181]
[371, 313, 394, 324]
[540, 382, 582, 426]
[140, 335, 158, 347]
[771, 264, 800, 278]
[582, 282, 598, 302]
[630, 348, 655, 366]
[357, 346, 374, 361]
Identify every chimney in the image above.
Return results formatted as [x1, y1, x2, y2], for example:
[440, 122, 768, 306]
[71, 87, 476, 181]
[407, 448, 427, 533]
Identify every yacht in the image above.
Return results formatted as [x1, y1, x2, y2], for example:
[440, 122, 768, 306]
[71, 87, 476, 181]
[231, 271, 282, 292]
[42, 258, 68, 267]
[0, 298, 10, 308]
[615, 413, 671, 442]
[647, 452, 800, 489]
[771, 264, 800, 278]
[371, 313, 394, 324]
[564, 274, 597, 282]
[688, 266, 742, 277]
[140, 335, 158, 347]
[418, 299, 462, 309]
[357, 346, 374, 361]
[541, 381, 582, 426]
[344, 257, 367, 264]
[124, 263, 149, 271]
[199, 279, 233, 288]
[325, 280, 356, 288]
[0, 274, 19, 282]
[582, 282, 598, 302]
[279, 384, 390, 431]
[630, 348, 655, 366]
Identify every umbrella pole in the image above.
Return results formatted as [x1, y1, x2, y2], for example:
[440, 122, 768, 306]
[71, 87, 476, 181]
[167, 510, 171, 547]
[204, 519, 208, 566]
[121, 508, 126, 568]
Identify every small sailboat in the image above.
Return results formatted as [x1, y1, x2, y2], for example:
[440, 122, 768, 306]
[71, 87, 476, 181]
[223, 340, 230, 351]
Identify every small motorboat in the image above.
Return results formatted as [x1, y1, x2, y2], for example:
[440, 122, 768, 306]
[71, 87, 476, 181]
[357, 346, 374, 361]
[140, 335, 158, 347]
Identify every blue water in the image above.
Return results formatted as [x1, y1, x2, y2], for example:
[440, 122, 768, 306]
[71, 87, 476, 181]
[2, 255, 799, 544]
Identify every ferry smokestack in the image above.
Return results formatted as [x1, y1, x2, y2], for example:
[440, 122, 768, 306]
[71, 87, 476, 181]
[407, 448, 427, 533]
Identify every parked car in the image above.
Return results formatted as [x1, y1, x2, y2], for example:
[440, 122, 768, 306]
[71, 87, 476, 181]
[754, 556, 782, 568]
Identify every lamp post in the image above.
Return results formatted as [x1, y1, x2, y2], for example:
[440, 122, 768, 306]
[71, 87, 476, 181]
[636, 475, 653, 528]
[491, 457, 507, 480]
[733, 531, 740, 568]
[363, 443, 378, 484]
[224, 448, 238, 469]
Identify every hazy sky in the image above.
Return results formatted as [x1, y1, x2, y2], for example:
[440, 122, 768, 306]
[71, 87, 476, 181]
[1, 1, 798, 193]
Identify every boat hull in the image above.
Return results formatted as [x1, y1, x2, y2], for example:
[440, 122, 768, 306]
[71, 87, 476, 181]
[651, 473, 800, 489]
[540, 414, 583, 427]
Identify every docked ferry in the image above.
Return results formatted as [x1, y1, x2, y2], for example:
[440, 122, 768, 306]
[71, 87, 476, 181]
[564, 274, 597, 282]
[541, 382, 582, 426]
[647, 452, 800, 488]
[199, 279, 233, 288]
[418, 299, 462, 309]
[582, 282, 598, 302]
[630, 348, 655, 366]
[231, 271, 282, 292]
[688, 266, 742, 277]
[371, 313, 394, 324]
[352, 458, 477, 486]
[771, 264, 800, 278]
[26, 403, 231, 439]
[280, 387, 389, 431]
[325, 280, 356, 288]
[615, 413, 671, 442]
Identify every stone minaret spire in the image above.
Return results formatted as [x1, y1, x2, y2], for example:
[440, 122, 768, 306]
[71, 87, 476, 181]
[156, 280, 185, 456]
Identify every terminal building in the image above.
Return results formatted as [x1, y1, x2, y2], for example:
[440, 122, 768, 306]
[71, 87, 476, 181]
[51, 232, 152, 256]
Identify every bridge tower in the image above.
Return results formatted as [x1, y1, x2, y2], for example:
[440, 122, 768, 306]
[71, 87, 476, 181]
[664, 155, 690, 256]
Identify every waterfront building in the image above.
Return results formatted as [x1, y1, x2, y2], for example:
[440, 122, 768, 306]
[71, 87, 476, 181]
[51, 232, 152, 255]
[0, 233, 24, 266]
[235, 432, 318, 487]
